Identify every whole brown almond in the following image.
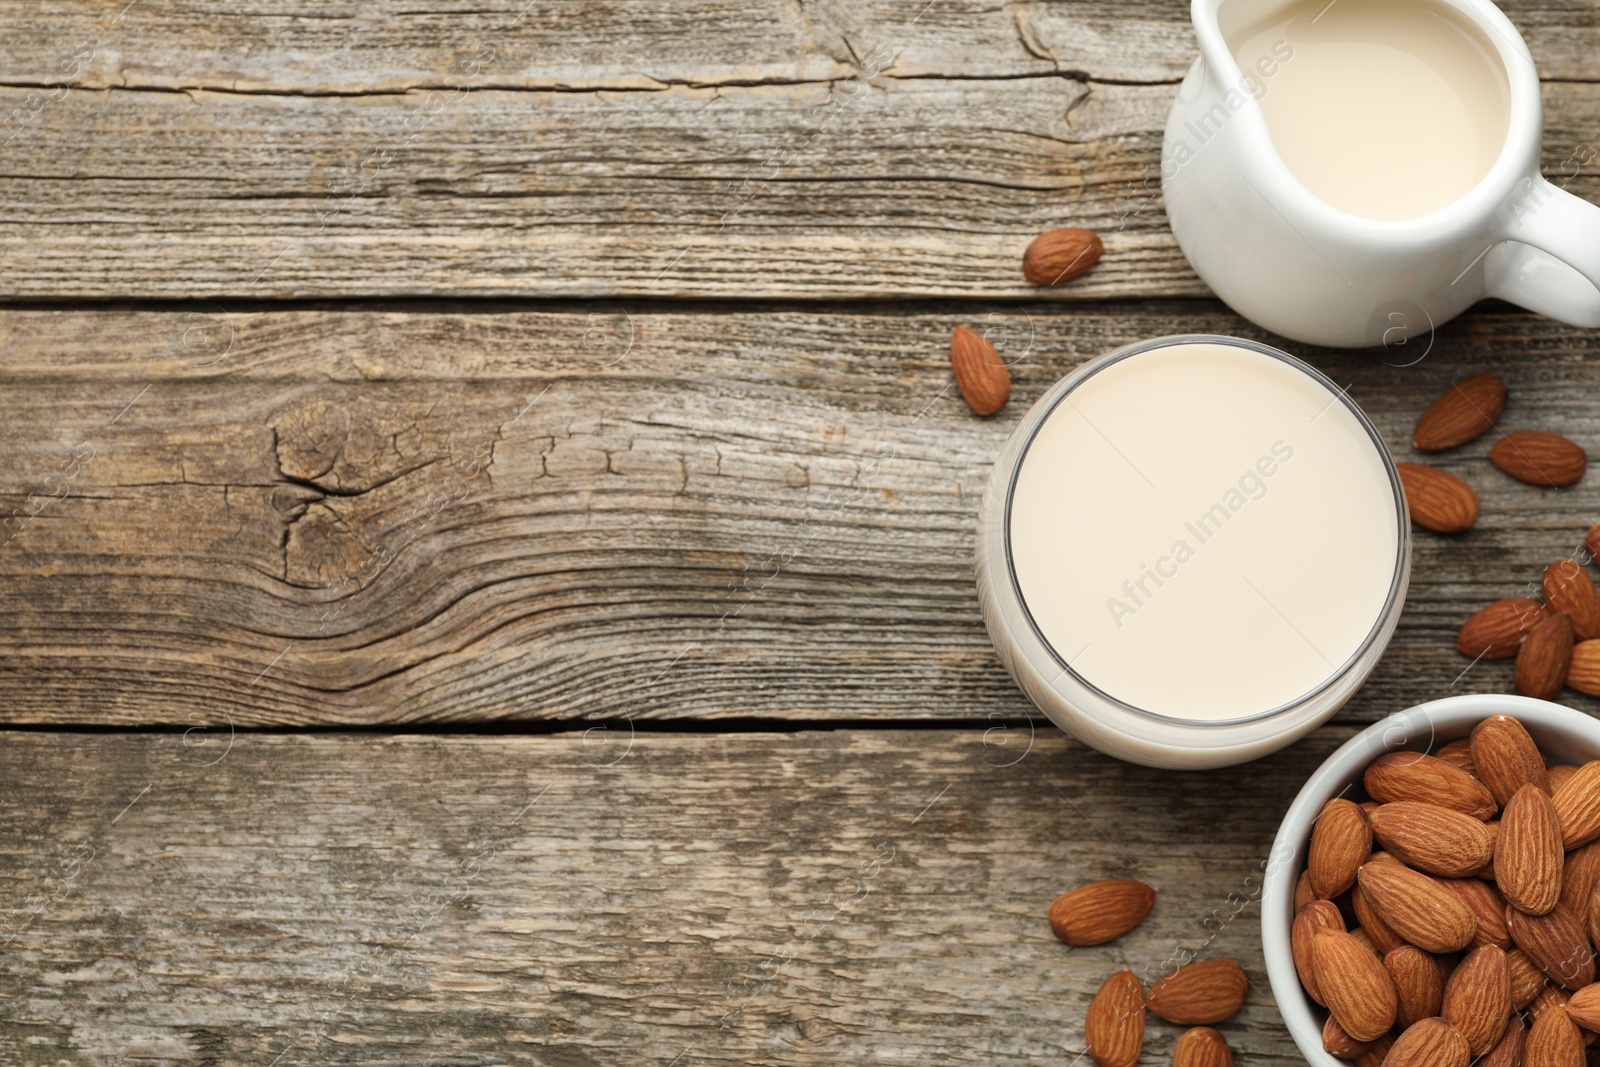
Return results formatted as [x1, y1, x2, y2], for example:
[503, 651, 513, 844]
[1310, 798, 1373, 898]
[1293, 900, 1346, 1004]
[1323, 1014, 1374, 1058]
[1022, 227, 1103, 287]
[1550, 763, 1579, 792]
[1498, 784, 1565, 915]
[1085, 969, 1144, 1067]
[1553, 760, 1600, 849]
[1369, 802, 1494, 878]
[1049, 879, 1155, 946]
[1357, 862, 1477, 953]
[1365, 752, 1497, 820]
[1397, 463, 1480, 534]
[1560, 840, 1600, 922]
[1490, 430, 1587, 487]
[1147, 958, 1248, 1026]
[1354, 1032, 1395, 1067]
[1354, 881, 1408, 955]
[1526, 1004, 1584, 1067]
[1294, 869, 1315, 912]
[1434, 738, 1479, 776]
[1311, 930, 1398, 1041]
[1516, 612, 1575, 701]
[1471, 714, 1552, 804]
[1544, 559, 1600, 641]
[1173, 1026, 1233, 1067]
[1505, 904, 1595, 990]
[1481, 1012, 1526, 1067]
[1441, 944, 1511, 1056]
[1507, 946, 1549, 1009]
[1414, 373, 1509, 451]
[1384, 1017, 1471, 1067]
[949, 326, 1010, 417]
[1475, 819, 1500, 880]
[1569, 641, 1600, 697]
[1386, 944, 1446, 1029]
[1438, 878, 1512, 950]
[1568, 984, 1600, 1033]
[1530, 982, 1571, 1022]
[1458, 599, 1547, 661]
[1586, 878, 1600, 951]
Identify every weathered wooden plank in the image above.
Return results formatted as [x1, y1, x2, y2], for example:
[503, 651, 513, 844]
[2, 302, 1599, 726]
[0, 726, 1349, 1065]
[0, 1, 1597, 299]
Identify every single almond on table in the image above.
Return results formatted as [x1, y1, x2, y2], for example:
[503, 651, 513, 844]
[1544, 559, 1600, 641]
[1397, 462, 1480, 534]
[1515, 612, 1575, 700]
[1385, 1017, 1470, 1067]
[1568, 984, 1600, 1034]
[1490, 430, 1588, 487]
[1322, 1015, 1373, 1058]
[1386, 943, 1446, 1029]
[1481, 1012, 1526, 1067]
[1506, 904, 1595, 990]
[1553, 760, 1600, 849]
[1497, 783, 1565, 915]
[1457, 598, 1546, 661]
[1085, 969, 1144, 1067]
[1292, 900, 1345, 1004]
[1413, 373, 1509, 451]
[1507, 946, 1548, 1009]
[1357, 862, 1477, 953]
[1437, 877, 1512, 950]
[1569, 641, 1600, 697]
[1526, 1004, 1585, 1067]
[949, 325, 1010, 417]
[1147, 958, 1248, 1025]
[1173, 1026, 1232, 1067]
[1434, 738, 1479, 776]
[1021, 227, 1103, 286]
[1369, 802, 1494, 878]
[1311, 930, 1398, 1041]
[1365, 752, 1497, 819]
[1441, 944, 1511, 1056]
[1471, 714, 1552, 804]
[1049, 879, 1155, 946]
[1309, 798, 1372, 898]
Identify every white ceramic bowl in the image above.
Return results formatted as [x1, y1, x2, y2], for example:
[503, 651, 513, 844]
[1262, 694, 1600, 1066]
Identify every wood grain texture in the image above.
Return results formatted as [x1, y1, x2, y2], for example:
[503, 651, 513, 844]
[0, 726, 1343, 1065]
[1, 1, 1598, 299]
[3, 302, 1600, 726]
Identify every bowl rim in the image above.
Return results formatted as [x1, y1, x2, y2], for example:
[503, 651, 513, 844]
[1261, 694, 1600, 1066]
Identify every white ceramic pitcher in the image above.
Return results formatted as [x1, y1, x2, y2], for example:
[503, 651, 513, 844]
[1163, 0, 1600, 348]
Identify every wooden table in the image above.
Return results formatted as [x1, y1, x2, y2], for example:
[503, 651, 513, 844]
[4, 2, 1600, 1063]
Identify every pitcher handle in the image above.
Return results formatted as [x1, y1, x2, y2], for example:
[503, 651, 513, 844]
[1483, 176, 1600, 328]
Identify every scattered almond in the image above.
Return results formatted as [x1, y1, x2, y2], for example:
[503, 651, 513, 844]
[1085, 969, 1145, 1067]
[1049, 880, 1155, 946]
[1413, 373, 1509, 451]
[1490, 430, 1587, 487]
[1357, 862, 1476, 953]
[1310, 799, 1373, 898]
[1368, 802, 1494, 878]
[1147, 959, 1248, 1026]
[1022, 227, 1103, 286]
[1311, 931, 1398, 1041]
[1471, 714, 1552, 804]
[1384, 1017, 1470, 1067]
[1569, 641, 1600, 697]
[1497, 784, 1565, 915]
[1385, 944, 1445, 1030]
[1515, 612, 1575, 700]
[1457, 598, 1546, 661]
[1544, 560, 1600, 641]
[949, 326, 1010, 417]
[1441, 945, 1511, 1056]
[1364, 752, 1497, 820]
[1397, 463, 1479, 534]
[1506, 905, 1595, 990]
[1173, 1026, 1233, 1067]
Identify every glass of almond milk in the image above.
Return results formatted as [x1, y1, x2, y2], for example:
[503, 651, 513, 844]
[975, 336, 1409, 768]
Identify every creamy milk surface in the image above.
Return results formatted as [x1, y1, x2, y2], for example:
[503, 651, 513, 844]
[1229, 0, 1510, 221]
[1007, 342, 1399, 722]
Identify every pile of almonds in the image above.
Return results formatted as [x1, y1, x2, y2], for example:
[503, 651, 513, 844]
[1293, 713, 1600, 1067]
[1049, 879, 1247, 1066]
[949, 227, 1104, 417]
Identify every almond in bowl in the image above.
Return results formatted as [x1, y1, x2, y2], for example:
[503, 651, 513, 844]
[1263, 695, 1600, 1067]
